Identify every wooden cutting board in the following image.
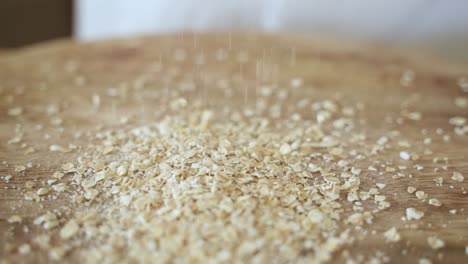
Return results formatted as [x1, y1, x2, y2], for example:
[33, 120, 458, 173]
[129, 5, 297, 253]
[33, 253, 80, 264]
[0, 33, 467, 263]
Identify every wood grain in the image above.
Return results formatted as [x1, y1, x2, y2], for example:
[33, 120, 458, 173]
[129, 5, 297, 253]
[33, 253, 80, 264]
[0, 33, 467, 263]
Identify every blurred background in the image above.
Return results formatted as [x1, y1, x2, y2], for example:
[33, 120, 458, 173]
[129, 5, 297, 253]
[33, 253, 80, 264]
[1, 0, 467, 62]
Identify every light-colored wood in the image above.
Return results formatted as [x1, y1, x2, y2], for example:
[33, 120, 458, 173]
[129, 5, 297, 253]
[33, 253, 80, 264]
[0, 33, 467, 263]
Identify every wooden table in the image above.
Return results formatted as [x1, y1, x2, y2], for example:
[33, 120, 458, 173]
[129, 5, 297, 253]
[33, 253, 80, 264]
[0, 33, 467, 263]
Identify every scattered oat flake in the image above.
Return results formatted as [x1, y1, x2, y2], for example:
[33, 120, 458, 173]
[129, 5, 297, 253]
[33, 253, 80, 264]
[50, 117, 63, 126]
[7, 215, 22, 223]
[18, 244, 31, 255]
[52, 183, 68, 192]
[427, 236, 445, 249]
[455, 97, 467, 108]
[8, 107, 23, 116]
[24, 147, 35, 155]
[25, 181, 36, 189]
[449, 116, 466, 126]
[84, 189, 99, 200]
[400, 151, 410, 160]
[170, 97, 188, 110]
[102, 146, 114, 154]
[37, 187, 50, 196]
[428, 198, 442, 207]
[376, 183, 386, 189]
[116, 164, 128, 177]
[419, 258, 432, 264]
[415, 191, 427, 199]
[384, 227, 401, 242]
[47, 179, 57, 185]
[407, 112, 422, 121]
[49, 144, 69, 152]
[34, 212, 59, 230]
[434, 177, 443, 185]
[7, 135, 22, 144]
[307, 209, 324, 223]
[406, 208, 424, 220]
[53, 172, 65, 179]
[351, 167, 361, 175]
[407, 186, 416, 194]
[24, 191, 40, 202]
[290, 78, 303, 87]
[279, 143, 292, 155]
[451, 172, 464, 182]
[375, 195, 386, 202]
[49, 246, 69, 260]
[15, 165, 26, 172]
[61, 162, 75, 171]
[92, 94, 101, 107]
[60, 219, 79, 239]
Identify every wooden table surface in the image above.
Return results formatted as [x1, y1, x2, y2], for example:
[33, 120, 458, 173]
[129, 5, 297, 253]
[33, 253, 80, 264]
[0, 33, 467, 263]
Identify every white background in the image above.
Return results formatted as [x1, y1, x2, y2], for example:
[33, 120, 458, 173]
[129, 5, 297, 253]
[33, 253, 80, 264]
[76, 0, 468, 40]
[75, 0, 468, 60]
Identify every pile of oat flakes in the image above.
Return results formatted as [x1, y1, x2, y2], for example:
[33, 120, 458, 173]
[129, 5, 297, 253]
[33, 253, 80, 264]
[2, 39, 468, 263]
